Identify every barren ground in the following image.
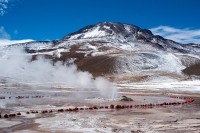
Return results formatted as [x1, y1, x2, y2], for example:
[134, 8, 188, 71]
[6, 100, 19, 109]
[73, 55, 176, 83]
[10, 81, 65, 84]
[0, 87, 200, 133]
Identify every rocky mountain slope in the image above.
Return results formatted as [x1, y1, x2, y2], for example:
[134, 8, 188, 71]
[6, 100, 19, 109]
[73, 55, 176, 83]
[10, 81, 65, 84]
[1, 22, 200, 83]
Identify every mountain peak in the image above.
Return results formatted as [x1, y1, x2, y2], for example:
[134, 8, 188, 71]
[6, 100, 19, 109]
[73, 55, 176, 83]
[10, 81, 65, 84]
[62, 22, 153, 42]
[5, 22, 200, 56]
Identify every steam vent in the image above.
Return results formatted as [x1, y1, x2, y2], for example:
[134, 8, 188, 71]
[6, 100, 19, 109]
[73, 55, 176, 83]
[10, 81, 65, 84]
[119, 95, 133, 101]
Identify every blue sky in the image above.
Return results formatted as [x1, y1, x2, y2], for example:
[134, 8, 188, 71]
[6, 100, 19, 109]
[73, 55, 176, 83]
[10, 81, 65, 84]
[0, 0, 200, 44]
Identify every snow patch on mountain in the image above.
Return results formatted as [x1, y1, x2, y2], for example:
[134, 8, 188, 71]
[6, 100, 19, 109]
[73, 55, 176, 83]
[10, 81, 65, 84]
[83, 26, 107, 38]
[53, 49, 64, 58]
[113, 52, 185, 74]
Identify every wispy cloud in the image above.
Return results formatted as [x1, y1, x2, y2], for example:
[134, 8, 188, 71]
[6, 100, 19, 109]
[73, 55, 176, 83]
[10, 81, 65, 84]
[0, 26, 10, 39]
[0, 0, 19, 16]
[0, 0, 10, 16]
[14, 29, 18, 34]
[150, 26, 200, 44]
[0, 26, 33, 46]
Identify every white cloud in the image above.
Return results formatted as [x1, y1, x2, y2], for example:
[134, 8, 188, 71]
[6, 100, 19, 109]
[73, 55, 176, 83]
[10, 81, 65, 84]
[0, 0, 9, 16]
[14, 29, 18, 34]
[0, 0, 15, 16]
[0, 26, 34, 46]
[0, 26, 10, 39]
[150, 26, 200, 44]
[0, 0, 9, 2]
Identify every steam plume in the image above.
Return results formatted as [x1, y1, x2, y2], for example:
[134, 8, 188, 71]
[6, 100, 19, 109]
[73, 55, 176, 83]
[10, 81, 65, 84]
[0, 48, 117, 98]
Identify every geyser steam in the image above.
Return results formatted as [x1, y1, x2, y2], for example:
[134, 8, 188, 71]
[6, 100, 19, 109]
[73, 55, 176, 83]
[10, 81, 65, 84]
[0, 48, 117, 98]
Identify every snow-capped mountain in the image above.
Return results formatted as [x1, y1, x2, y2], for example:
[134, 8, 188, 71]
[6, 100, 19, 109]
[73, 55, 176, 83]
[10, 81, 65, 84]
[61, 22, 200, 53]
[1, 22, 200, 83]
